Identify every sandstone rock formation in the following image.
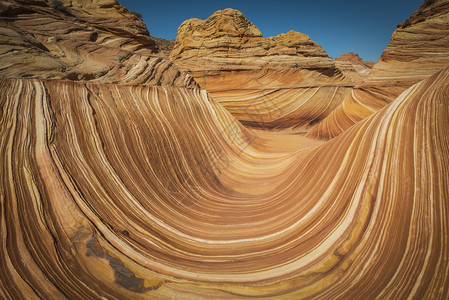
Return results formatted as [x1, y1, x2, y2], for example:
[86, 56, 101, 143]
[171, 4, 449, 139]
[173, 22, 332, 79]
[306, 0, 449, 140]
[336, 52, 374, 69]
[0, 0, 197, 87]
[335, 52, 374, 78]
[1, 65, 448, 300]
[1, 0, 449, 299]
[170, 9, 343, 89]
[369, 0, 449, 87]
[151, 36, 175, 56]
[170, 8, 363, 130]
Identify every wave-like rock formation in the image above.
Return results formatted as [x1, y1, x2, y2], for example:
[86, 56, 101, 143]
[308, 0, 449, 140]
[1, 65, 448, 299]
[171, 7, 445, 136]
[0, 0, 196, 87]
[211, 87, 351, 130]
[304, 86, 394, 139]
[1, 0, 449, 299]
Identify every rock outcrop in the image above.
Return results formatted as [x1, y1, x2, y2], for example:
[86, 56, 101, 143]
[336, 52, 374, 69]
[170, 8, 350, 90]
[151, 36, 175, 56]
[0, 0, 197, 87]
[335, 52, 374, 78]
[171, 8, 361, 130]
[171, 5, 449, 138]
[368, 0, 449, 87]
[306, 0, 449, 139]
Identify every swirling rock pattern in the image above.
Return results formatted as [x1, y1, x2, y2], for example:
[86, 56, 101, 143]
[1, 66, 448, 299]
[0, 0, 197, 87]
[210, 87, 353, 130]
[171, 5, 449, 139]
[1, 0, 449, 299]
[369, 0, 449, 86]
[309, 0, 449, 140]
[304, 85, 398, 139]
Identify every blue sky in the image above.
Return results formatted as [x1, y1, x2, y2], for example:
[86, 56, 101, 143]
[118, 0, 423, 62]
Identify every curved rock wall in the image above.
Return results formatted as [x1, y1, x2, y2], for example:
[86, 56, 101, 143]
[1, 66, 448, 298]
[309, 0, 449, 139]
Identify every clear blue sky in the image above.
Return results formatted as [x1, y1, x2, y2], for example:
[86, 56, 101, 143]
[118, 0, 423, 62]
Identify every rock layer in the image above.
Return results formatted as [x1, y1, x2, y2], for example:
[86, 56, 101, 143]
[170, 8, 363, 130]
[171, 5, 449, 138]
[170, 9, 374, 89]
[151, 36, 175, 56]
[170, 9, 334, 79]
[0, 0, 197, 87]
[335, 52, 374, 79]
[336, 52, 374, 69]
[369, 0, 449, 86]
[307, 0, 449, 139]
[1, 0, 449, 299]
[1, 66, 448, 299]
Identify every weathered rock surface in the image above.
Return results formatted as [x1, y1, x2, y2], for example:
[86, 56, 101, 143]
[307, 0, 449, 139]
[336, 52, 375, 69]
[0, 0, 197, 87]
[170, 9, 350, 89]
[1, 1, 449, 299]
[369, 0, 449, 86]
[1, 66, 448, 299]
[171, 8, 362, 130]
[335, 52, 374, 79]
[151, 36, 175, 56]
[171, 5, 449, 138]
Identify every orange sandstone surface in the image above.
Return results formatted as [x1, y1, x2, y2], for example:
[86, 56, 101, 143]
[170, 8, 364, 131]
[1, 0, 449, 299]
[308, 0, 449, 139]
